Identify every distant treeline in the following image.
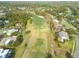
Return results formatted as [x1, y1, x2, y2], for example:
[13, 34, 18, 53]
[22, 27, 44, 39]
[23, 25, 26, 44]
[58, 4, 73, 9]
[0, 1, 79, 7]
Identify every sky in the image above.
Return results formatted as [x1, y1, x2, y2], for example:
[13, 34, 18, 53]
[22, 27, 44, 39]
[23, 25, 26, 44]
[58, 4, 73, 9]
[0, 0, 78, 1]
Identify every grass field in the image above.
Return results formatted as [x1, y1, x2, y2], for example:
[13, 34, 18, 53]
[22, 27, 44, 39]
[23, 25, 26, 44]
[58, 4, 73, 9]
[14, 13, 74, 58]
[15, 14, 50, 58]
[32, 15, 44, 29]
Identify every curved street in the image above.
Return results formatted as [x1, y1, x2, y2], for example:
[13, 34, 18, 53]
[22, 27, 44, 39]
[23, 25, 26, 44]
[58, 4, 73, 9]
[74, 33, 79, 58]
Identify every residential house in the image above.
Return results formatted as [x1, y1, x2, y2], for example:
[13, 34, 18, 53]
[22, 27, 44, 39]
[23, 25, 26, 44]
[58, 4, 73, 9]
[3, 29, 18, 36]
[52, 18, 59, 25]
[16, 7, 26, 10]
[0, 36, 17, 46]
[15, 22, 21, 30]
[54, 24, 62, 32]
[59, 13, 63, 15]
[4, 36, 16, 45]
[0, 9, 5, 16]
[0, 12, 5, 16]
[0, 48, 12, 58]
[4, 20, 9, 24]
[56, 31, 69, 42]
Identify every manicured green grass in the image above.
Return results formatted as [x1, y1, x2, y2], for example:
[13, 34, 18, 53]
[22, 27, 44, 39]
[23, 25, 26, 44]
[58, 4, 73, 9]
[32, 15, 44, 29]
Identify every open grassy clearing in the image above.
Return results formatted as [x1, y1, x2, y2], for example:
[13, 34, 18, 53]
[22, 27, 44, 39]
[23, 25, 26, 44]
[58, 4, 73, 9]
[20, 14, 50, 58]
[14, 13, 74, 58]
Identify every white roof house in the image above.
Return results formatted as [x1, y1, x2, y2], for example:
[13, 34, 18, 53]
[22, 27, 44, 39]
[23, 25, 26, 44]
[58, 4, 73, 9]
[0, 13, 6, 16]
[57, 31, 69, 42]
[4, 36, 17, 45]
[0, 36, 16, 46]
[59, 13, 63, 15]
[0, 48, 11, 58]
[10, 36, 16, 41]
[17, 7, 26, 10]
[3, 29, 18, 36]
[52, 18, 60, 26]
[52, 18, 59, 23]
[4, 20, 9, 24]
[4, 39, 12, 45]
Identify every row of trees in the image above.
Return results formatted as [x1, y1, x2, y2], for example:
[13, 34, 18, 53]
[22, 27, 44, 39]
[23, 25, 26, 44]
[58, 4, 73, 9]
[5, 11, 32, 28]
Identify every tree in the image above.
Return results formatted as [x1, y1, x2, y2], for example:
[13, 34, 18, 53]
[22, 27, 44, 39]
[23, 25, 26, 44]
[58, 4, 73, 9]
[13, 34, 23, 47]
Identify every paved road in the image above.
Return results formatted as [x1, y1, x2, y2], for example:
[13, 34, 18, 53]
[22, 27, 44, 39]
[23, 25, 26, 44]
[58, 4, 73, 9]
[74, 33, 79, 58]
